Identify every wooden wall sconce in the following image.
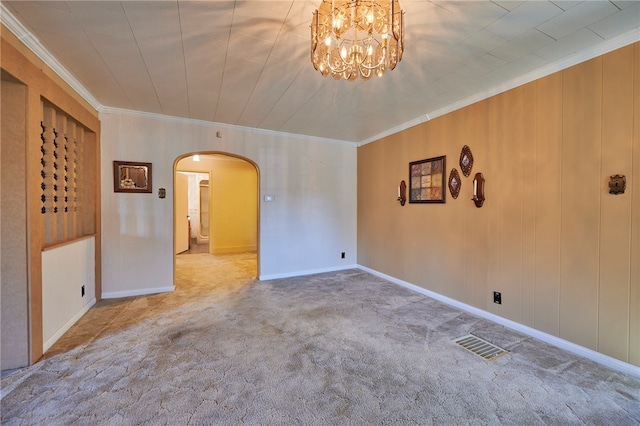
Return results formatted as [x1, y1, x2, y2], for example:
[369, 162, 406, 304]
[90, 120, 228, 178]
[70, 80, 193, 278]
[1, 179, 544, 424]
[398, 180, 407, 206]
[472, 173, 485, 208]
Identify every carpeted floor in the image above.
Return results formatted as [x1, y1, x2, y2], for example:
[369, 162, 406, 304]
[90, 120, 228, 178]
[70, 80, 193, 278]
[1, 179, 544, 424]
[2, 249, 639, 425]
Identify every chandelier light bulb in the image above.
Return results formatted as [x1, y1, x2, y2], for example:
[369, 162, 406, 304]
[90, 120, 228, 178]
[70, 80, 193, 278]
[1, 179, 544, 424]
[311, 0, 404, 81]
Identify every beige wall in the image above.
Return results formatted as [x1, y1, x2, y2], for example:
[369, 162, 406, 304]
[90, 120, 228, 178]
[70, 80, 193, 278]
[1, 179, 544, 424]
[1, 26, 101, 365]
[358, 42, 640, 367]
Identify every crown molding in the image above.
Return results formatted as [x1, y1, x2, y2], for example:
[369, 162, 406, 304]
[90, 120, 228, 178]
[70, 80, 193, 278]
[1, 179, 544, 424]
[99, 106, 355, 147]
[4, 2, 637, 148]
[1, 3, 102, 111]
[2, 2, 353, 147]
[358, 28, 640, 147]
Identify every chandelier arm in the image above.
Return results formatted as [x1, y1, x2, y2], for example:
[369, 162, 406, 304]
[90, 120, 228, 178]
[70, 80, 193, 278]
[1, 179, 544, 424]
[325, 52, 350, 74]
[336, 41, 357, 66]
[357, 48, 386, 70]
[358, 64, 373, 79]
[326, 41, 386, 74]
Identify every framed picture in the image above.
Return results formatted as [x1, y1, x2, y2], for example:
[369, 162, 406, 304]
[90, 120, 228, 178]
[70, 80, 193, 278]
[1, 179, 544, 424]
[113, 161, 152, 193]
[409, 155, 446, 203]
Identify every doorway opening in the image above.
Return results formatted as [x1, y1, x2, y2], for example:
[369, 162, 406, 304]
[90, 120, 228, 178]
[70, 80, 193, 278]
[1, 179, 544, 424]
[175, 171, 210, 254]
[174, 153, 259, 289]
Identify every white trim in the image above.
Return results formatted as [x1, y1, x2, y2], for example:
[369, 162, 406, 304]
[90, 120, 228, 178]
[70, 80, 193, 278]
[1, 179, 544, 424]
[99, 107, 354, 147]
[43, 299, 96, 353]
[359, 28, 640, 146]
[357, 115, 429, 147]
[5, 1, 638, 147]
[2, 4, 353, 147]
[1, 3, 102, 111]
[358, 265, 640, 379]
[101, 286, 175, 299]
[259, 264, 358, 281]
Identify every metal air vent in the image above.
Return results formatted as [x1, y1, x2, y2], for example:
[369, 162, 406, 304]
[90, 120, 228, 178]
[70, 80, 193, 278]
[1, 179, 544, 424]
[453, 334, 508, 361]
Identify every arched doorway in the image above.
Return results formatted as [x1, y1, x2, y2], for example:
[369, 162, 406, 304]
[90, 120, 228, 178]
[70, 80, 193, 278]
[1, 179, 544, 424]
[173, 153, 259, 288]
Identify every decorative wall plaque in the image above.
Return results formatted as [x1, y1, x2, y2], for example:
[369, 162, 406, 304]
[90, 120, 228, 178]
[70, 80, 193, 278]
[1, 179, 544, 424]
[459, 145, 474, 177]
[609, 175, 626, 195]
[448, 168, 461, 199]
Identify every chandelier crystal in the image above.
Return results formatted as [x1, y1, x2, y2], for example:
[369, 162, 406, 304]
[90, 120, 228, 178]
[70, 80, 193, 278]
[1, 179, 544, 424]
[311, 0, 404, 81]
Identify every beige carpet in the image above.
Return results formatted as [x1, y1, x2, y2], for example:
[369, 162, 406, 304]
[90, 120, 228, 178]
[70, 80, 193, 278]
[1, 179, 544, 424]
[2, 249, 639, 425]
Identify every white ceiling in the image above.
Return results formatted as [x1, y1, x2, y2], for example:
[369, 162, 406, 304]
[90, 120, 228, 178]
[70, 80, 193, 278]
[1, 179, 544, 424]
[2, 1, 639, 144]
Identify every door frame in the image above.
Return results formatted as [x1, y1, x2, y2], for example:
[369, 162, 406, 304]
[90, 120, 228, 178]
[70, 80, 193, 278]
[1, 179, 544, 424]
[173, 152, 260, 285]
[174, 171, 190, 254]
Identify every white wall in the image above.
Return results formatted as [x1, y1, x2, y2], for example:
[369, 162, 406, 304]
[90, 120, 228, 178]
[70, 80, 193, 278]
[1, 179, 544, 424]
[100, 110, 357, 296]
[42, 237, 96, 352]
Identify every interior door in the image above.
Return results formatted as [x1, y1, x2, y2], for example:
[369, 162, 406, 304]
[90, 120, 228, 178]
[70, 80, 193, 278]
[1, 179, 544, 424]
[175, 172, 189, 254]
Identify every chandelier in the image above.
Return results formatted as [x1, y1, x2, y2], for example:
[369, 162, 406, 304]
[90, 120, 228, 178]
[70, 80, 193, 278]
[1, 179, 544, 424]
[311, 0, 404, 81]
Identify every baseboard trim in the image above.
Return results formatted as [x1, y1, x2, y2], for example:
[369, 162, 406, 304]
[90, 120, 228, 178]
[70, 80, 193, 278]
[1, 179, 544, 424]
[259, 264, 358, 281]
[358, 265, 640, 379]
[102, 286, 175, 299]
[43, 298, 96, 353]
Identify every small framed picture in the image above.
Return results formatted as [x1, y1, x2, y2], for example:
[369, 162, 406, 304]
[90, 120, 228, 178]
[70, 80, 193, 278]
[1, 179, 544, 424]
[113, 161, 152, 193]
[409, 155, 446, 203]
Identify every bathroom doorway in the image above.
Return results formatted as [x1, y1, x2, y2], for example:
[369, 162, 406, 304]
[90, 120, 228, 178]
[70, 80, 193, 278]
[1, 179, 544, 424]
[175, 171, 210, 254]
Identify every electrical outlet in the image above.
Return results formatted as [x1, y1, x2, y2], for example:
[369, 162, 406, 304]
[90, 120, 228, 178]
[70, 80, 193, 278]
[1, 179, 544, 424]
[341, 252, 345, 259]
[493, 291, 501, 304]
[81, 285, 85, 297]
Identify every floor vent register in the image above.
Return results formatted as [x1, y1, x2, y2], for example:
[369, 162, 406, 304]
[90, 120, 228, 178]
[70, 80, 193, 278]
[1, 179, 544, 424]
[453, 334, 509, 361]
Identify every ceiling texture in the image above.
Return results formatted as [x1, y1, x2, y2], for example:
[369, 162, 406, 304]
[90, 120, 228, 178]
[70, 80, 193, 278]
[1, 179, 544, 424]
[2, 1, 639, 144]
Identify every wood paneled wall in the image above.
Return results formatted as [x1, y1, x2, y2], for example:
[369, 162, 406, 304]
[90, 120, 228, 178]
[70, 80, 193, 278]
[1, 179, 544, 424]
[358, 42, 639, 366]
[41, 104, 97, 247]
[1, 26, 101, 365]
